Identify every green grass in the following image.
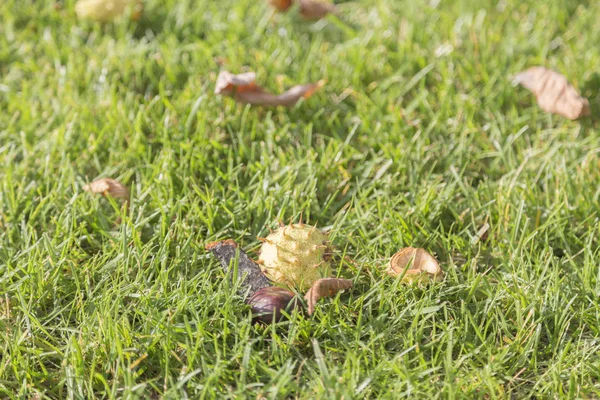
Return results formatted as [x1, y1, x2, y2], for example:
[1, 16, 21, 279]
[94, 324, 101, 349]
[1, 0, 600, 398]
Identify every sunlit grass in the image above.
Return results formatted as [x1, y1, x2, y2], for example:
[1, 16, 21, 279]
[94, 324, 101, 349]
[0, 0, 599, 398]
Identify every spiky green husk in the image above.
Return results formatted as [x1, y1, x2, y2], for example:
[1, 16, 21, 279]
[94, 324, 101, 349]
[258, 224, 331, 290]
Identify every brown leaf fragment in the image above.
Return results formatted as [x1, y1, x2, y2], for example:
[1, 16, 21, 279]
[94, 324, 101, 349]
[513, 67, 590, 120]
[269, 0, 293, 12]
[236, 82, 324, 106]
[304, 278, 352, 315]
[215, 71, 324, 107]
[214, 71, 260, 96]
[75, 0, 143, 22]
[298, 0, 337, 19]
[83, 178, 130, 200]
[387, 247, 443, 284]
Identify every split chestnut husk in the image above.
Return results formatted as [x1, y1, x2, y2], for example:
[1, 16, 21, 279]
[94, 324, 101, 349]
[248, 287, 299, 324]
[205, 240, 271, 298]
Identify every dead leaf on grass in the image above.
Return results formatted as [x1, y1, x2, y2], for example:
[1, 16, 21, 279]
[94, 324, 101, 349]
[269, 0, 293, 12]
[75, 0, 143, 22]
[267, 0, 336, 19]
[84, 178, 130, 201]
[298, 0, 337, 19]
[215, 71, 324, 107]
[513, 67, 590, 120]
[304, 278, 353, 315]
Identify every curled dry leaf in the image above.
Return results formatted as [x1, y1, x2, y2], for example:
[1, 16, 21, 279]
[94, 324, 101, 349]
[304, 278, 353, 315]
[387, 247, 443, 284]
[215, 71, 324, 107]
[75, 0, 143, 22]
[269, 0, 293, 12]
[513, 67, 590, 120]
[298, 0, 337, 20]
[215, 71, 258, 96]
[84, 178, 130, 200]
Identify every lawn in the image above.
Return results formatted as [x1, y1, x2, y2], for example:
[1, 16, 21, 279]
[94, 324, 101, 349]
[1, 0, 599, 398]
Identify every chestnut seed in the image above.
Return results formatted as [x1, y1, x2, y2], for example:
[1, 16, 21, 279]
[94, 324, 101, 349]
[247, 287, 298, 324]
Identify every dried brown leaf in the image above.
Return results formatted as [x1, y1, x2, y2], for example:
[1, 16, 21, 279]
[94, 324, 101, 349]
[304, 278, 352, 315]
[269, 0, 293, 12]
[83, 178, 130, 200]
[298, 0, 337, 19]
[75, 0, 143, 22]
[214, 71, 260, 96]
[514, 67, 590, 120]
[387, 247, 443, 284]
[236, 82, 324, 106]
[215, 71, 324, 107]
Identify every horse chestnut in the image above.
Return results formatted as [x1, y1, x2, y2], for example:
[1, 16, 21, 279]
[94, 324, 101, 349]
[247, 287, 299, 324]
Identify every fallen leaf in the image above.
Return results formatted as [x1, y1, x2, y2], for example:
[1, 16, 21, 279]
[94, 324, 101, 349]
[84, 178, 130, 200]
[269, 0, 293, 11]
[235, 83, 324, 106]
[298, 0, 337, 19]
[513, 67, 590, 120]
[215, 71, 324, 107]
[214, 71, 260, 96]
[304, 278, 352, 315]
[75, 0, 143, 22]
[387, 247, 443, 284]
